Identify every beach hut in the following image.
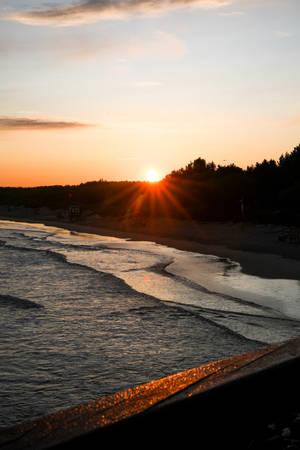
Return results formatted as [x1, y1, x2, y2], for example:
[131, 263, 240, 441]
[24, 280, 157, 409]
[68, 204, 81, 221]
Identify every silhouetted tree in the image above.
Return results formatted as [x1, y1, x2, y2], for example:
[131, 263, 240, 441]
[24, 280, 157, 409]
[1, 144, 300, 225]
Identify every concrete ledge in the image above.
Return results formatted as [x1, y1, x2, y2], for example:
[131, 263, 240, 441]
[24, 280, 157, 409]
[1, 337, 300, 449]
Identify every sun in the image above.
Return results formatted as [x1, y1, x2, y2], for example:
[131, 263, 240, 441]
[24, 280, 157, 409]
[146, 169, 160, 183]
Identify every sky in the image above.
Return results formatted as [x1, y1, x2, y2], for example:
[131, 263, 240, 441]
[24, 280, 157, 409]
[0, 0, 299, 187]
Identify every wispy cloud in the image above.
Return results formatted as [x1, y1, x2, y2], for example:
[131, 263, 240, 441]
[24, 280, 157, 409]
[127, 30, 187, 60]
[275, 31, 293, 38]
[219, 10, 244, 16]
[0, 28, 186, 62]
[0, 117, 91, 130]
[5, 0, 231, 26]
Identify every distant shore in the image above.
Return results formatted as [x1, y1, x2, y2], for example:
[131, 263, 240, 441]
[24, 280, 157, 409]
[1, 208, 300, 280]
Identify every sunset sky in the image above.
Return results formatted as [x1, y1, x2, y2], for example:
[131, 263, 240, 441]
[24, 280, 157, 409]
[1, 0, 299, 187]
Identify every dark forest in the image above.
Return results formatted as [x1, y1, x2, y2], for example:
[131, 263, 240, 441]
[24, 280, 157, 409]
[1, 144, 300, 226]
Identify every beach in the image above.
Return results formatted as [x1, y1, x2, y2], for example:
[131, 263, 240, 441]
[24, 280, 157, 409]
[1, 206, 300, 281]
[1, 214, 300, 430]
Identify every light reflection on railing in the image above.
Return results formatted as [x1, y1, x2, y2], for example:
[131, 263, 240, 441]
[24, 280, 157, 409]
[0, 342, 284, 449]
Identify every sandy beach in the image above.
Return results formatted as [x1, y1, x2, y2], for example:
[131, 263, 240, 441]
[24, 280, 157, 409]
[1, 212, 300, 448]
[1, 207, 300, 280]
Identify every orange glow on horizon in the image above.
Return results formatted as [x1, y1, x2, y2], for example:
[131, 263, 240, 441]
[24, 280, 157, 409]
[110, 177, 192, 230]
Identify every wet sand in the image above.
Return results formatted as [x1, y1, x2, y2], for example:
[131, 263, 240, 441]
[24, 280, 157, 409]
[1, 209, 300, 280]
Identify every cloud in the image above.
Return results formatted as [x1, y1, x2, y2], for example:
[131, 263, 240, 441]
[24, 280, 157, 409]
[219, 10, 244, 16]
[127, 30, 187, 60]
[5, 0, 231, 26]
[0, 117, 91, 130]
[275, 31, 293, 38]
[0, 30, 116, 62]
[0, 27, 187, 62]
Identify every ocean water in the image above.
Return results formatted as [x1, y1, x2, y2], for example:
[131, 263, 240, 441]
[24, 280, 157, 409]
[1, 219, 300, 428]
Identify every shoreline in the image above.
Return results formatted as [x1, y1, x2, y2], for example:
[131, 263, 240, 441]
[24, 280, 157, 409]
[1, 214, 300, 280]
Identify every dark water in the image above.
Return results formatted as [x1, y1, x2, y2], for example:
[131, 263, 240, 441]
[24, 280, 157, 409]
[1, 220, 299, 428]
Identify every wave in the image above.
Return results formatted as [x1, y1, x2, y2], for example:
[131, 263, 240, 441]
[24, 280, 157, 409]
[2, 242, 68, 264]
[151, 259, 282, 317]
[2, 225, 299, 346]
[1, 241, 167, 303]
[46, 237, 109, 251]
[0, 236, 287, 321]
[0, 294, 43, 309]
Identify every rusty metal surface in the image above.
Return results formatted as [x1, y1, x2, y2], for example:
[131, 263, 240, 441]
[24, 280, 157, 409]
[1, 338, 300, 449]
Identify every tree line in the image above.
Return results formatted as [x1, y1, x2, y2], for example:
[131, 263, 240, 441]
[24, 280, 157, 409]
[1, 144, 300, 225]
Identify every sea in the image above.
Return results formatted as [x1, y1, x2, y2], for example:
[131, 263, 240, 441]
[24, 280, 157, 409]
[1, 219, 300, 429]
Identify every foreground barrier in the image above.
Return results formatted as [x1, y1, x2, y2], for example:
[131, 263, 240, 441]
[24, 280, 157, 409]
[1, 337, 300, 449]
